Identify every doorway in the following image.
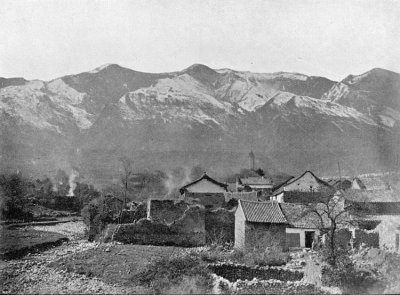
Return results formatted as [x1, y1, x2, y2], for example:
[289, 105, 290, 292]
[305, 231, 315, 248]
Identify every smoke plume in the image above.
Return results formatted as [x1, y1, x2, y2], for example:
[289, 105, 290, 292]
[67, 169, 79, 196]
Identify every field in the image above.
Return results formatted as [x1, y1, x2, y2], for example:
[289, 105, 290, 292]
[50, 244, 185, 287]
[4, 220, 395, 294]
[0, 222, 183, 293]
[0, 227, 68, 259]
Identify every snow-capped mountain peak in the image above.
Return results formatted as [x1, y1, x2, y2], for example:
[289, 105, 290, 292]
[1, 64, 399, 181]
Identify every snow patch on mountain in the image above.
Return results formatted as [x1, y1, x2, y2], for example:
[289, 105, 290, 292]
[88, 63, 114, 74]
[321, 82, 350, 102]
[0, 82, 61, 132]
[130, 74, 233, 112]
[66, 105, 93, 129]
[268, 93, 377, 125]
[118, 93, 223, 127]
[215, 69, 308, 81]
[47, 79, 86, 105]
[266, 92, 295, 106]
[345, 72, 370, 85]
[0, 79, 93, 132]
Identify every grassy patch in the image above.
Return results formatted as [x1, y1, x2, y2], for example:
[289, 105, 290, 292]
[50, 244, 183, 288]
[134, 252, 213, 294]
[197, 247, 290, 267]
[0, 228, 68, 259]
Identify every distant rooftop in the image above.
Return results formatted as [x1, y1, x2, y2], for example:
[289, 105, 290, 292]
[239, 176, 273, 186]
[239, 200, 287, 223]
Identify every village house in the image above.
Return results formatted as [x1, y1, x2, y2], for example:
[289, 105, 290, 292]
[234, 200, 288, 251]
[236, 176, 274, 193]
[224, 191, 258, 203]
[350, 175, 392, 191]
[179, 172, 228, 209]
[272, 171, 334, 203]
[325, 178, 353, 190]
[280, 203, 325, 248]
[345, 198, 400, 252]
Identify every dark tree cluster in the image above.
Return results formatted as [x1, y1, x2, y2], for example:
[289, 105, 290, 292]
[0, 171, 100, 221]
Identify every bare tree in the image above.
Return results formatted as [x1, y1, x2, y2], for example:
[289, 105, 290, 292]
[119, 156, 134, 209]
[304, 189, 368, 266]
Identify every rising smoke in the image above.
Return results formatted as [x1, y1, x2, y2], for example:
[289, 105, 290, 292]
[67, 169, 79, 196]
[163, 166, 192, 197]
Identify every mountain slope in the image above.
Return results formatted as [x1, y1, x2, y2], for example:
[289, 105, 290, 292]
[1, 64, 399, 187]
[322, 68, 400, 128]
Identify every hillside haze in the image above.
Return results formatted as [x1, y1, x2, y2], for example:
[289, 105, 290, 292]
[1, 64, 399, 187]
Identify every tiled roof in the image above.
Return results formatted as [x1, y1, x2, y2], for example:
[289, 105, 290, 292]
[239, 200, 287, 223]
[226, 183, 237, 192]
[179, 173, 228, 194]
[273, 171, 334, 194]
[239, 177, 273, 186]
[279, 203, 329, 229]
[277, 191, 326, 203]
[347, 201, 400, 216]
[344, 189, 399, 202]
[325, 178, 352, 190]
[357, 176, 390, 191]
[225, 191, 258, 202]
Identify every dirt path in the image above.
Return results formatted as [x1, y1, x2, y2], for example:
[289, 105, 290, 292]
[0, 222, 146, 294]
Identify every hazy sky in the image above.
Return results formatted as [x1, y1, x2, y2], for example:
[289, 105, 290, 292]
[1, 0, 399, 81]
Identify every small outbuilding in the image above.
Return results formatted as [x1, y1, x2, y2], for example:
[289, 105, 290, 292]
[235, 200, 288, 251]
[272, 171, 334, 203]
[179, 172, 228, 209]
[280, 203, 324, 248]
[236, 176, 273, 193]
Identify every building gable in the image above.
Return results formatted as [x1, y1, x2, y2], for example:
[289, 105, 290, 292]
[185, 179, 227, 193]
[179, 173, 228, 194]
[238, 200, 287, 223]
[274, 171, 333, 194]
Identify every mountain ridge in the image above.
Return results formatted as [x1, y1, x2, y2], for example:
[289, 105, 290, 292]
[1, 64, 399, 187]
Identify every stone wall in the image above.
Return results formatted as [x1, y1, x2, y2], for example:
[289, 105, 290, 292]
[375, 216, 400, 252]
[210, 262, 303, 282]
[225, 192, 258, 202]
[354, 229, 379, 248]
[121, 202, 147, 223]
[335, 228, 352, 248]
[147, 199, 189, 224]
[245, 222, 287, 252]
[184, 192, 226, 209]
[113, 205, 206, 247]
[234, 205, 246, 249]
[205, 208, 235, 244]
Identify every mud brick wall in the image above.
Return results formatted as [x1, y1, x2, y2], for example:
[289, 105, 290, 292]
[147, 199, 189, 224]
[354, 229, 379, 248]
[113, 206, 206, 246]
[205, 208, 235, 244]
[335, 228, 352, 248]
[121, 203, 147, 223]
[245, 223, 287, 252]
[375, 216, 400, 252]
[210, 263, 303, 282]
[184, 192, 226, 209]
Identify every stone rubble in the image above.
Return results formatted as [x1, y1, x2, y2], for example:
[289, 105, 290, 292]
[0, 222, 138, 294]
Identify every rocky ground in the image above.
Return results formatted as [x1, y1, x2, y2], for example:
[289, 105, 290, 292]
[0, 222, 147, 294]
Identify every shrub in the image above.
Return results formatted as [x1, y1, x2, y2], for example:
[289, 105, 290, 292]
[134, 252, 213, 294]
[230, 249, 245, 262]
[81, 195, 122, 241]
[229, 248, 290, 267]
[321, 248, 384, 293]
[246, 250, 290, 267]
[0, 174, 34, 221]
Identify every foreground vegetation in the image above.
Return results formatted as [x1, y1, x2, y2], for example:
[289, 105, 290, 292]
[0, 228, 68, 259]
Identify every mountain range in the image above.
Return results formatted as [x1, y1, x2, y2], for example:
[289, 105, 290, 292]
[1, 64, 399, 187]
